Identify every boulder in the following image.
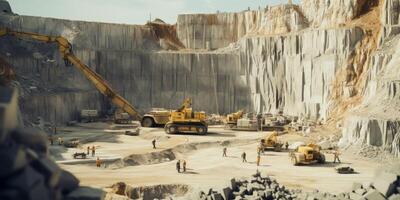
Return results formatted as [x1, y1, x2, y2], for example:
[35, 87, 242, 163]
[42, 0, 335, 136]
[223, 187, 233, 200]
[363, 189, 386, 200]
[211, 193, 224, 200]
[373, 172, 399, 197]
[389, 194, 400, 200]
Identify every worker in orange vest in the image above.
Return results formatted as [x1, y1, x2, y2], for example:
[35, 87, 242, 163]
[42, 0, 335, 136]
[96, 157, 101, 168]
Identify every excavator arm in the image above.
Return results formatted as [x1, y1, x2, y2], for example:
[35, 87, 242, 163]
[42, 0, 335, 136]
[0, 28, 142, 120]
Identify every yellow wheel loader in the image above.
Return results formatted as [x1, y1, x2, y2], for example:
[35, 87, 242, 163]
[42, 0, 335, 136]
[289, 144, 326, 165]
[164, 98, 208, 135]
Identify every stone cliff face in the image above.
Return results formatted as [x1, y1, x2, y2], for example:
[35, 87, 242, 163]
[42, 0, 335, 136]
[0, 0, 399, 156]
[177, 4, 308, 50]
[0, 14, 250, 124]
[340, 0, 400, 157]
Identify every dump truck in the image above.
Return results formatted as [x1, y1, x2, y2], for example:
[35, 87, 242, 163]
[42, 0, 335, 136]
[141, 108, 170, 127]
[164, 98, 208, 135]
[289, 143, 325, 165]
[260, 132, 283, 151]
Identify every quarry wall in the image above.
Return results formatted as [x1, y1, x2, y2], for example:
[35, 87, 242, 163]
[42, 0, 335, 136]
[339, 0, 400, 157]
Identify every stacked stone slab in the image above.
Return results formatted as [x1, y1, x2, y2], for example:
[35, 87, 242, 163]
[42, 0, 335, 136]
[0, 87, 104, 200]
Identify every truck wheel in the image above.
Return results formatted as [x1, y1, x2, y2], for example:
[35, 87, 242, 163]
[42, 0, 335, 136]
[141, 117, 154, 127]
[165, 124, 177, 134]
[196, 126, 207, 135]
[291, 155, 298, 166]
[318, 154, 326, 164]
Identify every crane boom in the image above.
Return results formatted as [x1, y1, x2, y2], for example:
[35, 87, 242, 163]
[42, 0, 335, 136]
[0, 28, 142, 120]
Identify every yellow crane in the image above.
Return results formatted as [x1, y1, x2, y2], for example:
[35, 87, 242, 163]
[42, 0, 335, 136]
[0, 28, 143, 120]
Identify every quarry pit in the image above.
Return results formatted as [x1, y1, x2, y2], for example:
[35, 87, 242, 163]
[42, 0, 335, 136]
[1, 0, 400, 200]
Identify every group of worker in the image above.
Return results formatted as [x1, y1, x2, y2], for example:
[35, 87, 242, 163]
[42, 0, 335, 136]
[223, 147, 261, 166]
[48, 135, 64, 146]
[86, 145, 96, 157]
[176, 160, 187, 173]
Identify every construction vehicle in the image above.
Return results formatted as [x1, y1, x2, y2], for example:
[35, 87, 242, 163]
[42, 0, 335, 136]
[114, 109, 131, 124]
[335, 166, 355, 174]
[141, 108, 170, 127]
[0, 27, 170, 127]
[73, 152, 87, 159]
[260, 132, 283, 151]
[164, 98, 208, 135]
[80, 109, 99, 123]
[289, 143, 326, 165]
[225, 110, 244, 128]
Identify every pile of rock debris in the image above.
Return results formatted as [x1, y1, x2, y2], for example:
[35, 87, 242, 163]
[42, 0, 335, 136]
[196, 171, 400, 200]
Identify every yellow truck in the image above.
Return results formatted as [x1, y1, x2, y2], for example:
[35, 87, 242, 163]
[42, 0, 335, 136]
[289, 144, 326, 165]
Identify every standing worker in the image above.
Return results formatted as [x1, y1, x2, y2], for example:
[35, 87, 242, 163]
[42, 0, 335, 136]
[87, 146, 90, 155]
[58, 137, 63, 145]
[152, 139, 156, 149]
[285, 142, 289, 150]
[241, 152, 247, 163]
[96, 157, 101, 168]
[49, 135, 54, 145]
[222, 147, 227, 157]
[183, 160, 187, 172]
[91, 145, 96, 157]
[257, 145, 263, 156]
[176, 160, 181, 173]
[256, 154, 261, 166]
[333, 147, 341, 163]
[256, 113, 263, 131]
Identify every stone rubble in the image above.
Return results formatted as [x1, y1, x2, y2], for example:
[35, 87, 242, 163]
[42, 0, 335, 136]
[193, 171, 400, 200]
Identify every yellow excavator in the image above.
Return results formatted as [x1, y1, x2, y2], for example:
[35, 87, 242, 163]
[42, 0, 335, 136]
[0, 27, 170, 127]
[260, 131, 283, 151]
[225, 110, 244, 128]
[164, 98, 208, 135]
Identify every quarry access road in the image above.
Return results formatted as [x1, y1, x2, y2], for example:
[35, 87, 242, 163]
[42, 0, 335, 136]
[56, 123, 382, 195]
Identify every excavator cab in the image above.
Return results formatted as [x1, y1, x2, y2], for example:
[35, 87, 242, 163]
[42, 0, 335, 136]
[164, 98, 207, 135]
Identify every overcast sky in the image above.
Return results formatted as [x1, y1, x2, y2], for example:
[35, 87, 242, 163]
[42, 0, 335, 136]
[8, 0, 300, 25]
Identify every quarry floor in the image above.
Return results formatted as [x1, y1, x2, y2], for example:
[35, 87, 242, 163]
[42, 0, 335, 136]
[51, 123, 385, 196]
